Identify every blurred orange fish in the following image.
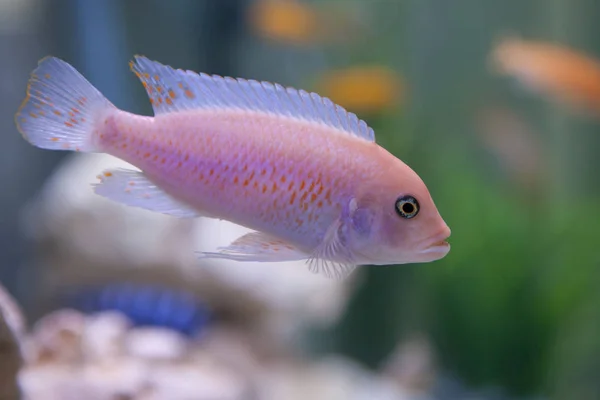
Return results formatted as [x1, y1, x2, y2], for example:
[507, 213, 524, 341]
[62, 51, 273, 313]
[15, 56, 450, 279]
[490, 37, 600, 115]
[316, 66, 403, 115]
[248, 0, 363, 45]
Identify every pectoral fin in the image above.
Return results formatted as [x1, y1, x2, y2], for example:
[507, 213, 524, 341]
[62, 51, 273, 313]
[93, 168, 202, 218]
[306, 219, 358, 280]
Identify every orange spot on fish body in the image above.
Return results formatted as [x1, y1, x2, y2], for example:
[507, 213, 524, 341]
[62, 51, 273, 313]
[280, 175, 286, 183]
[53, 110, 62, 116]
[64, 121, 74, 127]
[71, 107, 80, 114]
[324, 189, 332, 205]
[300, 192, 308, 202]
[44, 73, 50, 79]
[243, 179, 249, 186]
[103, 171, 113, 177]
[299, 181, 305, 190]
[310, 193, 317, 203]
[168, 89, 176, 99]
[165, 97, 173, 105]
[272, 182, 278, 192]
[29, 112, 37, 118]
[262, 184, 268, 193]
[308, 182, 315, 192]
[317, 200, 323, 208]
[184, 89, 195, 99]
[154, 75, 159, 81]
[50, 137, 59, 142]
[290, 191, 297, 204]
[233, 176, 239, 184]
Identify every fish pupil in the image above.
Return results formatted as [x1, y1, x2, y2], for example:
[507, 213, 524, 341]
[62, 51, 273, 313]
[402, 203, 414, 214]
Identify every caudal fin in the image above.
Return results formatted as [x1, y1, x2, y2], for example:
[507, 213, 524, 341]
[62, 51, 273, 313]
[15, 56, 115, 152]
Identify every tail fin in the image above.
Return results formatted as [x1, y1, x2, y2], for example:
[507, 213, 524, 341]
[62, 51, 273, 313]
[15, 56, 115, 152]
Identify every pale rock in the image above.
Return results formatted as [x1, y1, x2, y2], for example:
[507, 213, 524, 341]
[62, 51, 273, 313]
[148, 363, 247, 400]
[21, 153, 199, 272]
[123, 327, 188, 361]
[81, 312, 131, 362]
[24, 309, 86, 365]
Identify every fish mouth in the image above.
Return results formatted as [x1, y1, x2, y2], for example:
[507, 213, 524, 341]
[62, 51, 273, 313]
[419, 228, 451, 256]
[421, 240, 450, 254]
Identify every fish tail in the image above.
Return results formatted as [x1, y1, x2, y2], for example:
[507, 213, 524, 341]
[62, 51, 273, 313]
[15, 56, 116, 152]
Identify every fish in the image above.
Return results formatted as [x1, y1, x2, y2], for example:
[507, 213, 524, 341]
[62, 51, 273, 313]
[15, 56, 451, 279]
[61, 283, 211, 337]
[490, 37, 600, 116]
[316, 65, 403, 115]
[248, 0, 365, 46]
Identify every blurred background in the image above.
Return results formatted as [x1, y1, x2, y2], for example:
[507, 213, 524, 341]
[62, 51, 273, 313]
[0, 0, 599, 399]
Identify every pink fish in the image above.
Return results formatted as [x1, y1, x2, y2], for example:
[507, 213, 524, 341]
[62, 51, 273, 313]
[15, 56, 451, 279]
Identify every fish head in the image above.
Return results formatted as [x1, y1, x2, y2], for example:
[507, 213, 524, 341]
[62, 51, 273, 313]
[345, 158, 450, 266]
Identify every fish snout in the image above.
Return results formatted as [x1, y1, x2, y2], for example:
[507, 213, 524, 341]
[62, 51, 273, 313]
[419, 224, 451, 256]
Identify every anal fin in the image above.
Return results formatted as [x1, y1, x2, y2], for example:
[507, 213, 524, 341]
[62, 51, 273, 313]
[93, 168, 202, 218]
[197, 231, 308, 262]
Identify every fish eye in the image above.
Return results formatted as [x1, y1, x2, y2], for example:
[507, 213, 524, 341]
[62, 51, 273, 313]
[395, 195, 419, 219]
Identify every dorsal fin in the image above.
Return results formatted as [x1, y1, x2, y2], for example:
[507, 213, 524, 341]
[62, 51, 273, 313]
[130, 55, 375, 142]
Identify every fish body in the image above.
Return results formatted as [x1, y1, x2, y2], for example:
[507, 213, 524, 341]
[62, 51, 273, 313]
[15, 56, 451, 279]
[104, 109, 400, 251]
